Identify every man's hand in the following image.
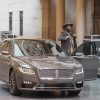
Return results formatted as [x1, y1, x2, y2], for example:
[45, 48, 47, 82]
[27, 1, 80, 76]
[66, 36, 71, 39]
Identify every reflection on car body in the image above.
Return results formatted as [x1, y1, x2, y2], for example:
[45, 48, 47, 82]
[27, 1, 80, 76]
[0, 38, 84, 96]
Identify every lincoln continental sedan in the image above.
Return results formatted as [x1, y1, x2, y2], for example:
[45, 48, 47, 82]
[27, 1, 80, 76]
[0, 38, 84, 96]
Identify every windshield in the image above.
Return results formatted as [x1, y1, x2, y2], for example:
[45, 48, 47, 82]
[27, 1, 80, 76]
[14, 39, 67, 58]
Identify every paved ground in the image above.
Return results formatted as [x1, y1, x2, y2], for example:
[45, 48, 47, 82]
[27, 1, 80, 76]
[0, 79, 100, 100]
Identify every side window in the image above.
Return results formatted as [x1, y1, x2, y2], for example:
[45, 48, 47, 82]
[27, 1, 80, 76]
[0, 41, 8, 51]
[5, 42, 12, 54]
[83, 43, 91, 55]
[75, 45, 83, 53]
[72, 43, 92, 56]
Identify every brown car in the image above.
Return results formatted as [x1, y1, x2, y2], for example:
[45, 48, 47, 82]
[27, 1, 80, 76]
[0, 38, 84, 96]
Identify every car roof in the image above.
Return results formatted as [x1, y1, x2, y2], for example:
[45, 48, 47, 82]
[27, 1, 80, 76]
[2, 37, 53, 42]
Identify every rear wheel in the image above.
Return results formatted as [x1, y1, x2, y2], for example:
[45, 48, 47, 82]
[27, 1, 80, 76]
[9, 70, 21, 96]
[97, 74, 100, 78]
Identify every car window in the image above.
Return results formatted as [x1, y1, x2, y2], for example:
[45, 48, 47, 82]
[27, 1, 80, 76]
[14, 40, 67, 58]
[83, 43, 92, 55]
[14, 44, 25, 56]
[23, 41, 44, 56]
[47, 41, 66, 58]
[5, 42, 12, 54]
[0, 41, 8, 51]
[93, 42, 100, 56]
[72, 43, 92, 56]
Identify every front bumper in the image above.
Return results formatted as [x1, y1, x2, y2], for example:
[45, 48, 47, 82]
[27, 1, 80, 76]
[15, 70, 84, 92]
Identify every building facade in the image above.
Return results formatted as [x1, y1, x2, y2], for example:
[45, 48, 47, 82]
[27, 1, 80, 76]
[0, 0, 100, 46]
[0, 0, 42, 41]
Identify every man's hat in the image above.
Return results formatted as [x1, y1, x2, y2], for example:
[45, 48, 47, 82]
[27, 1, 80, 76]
[62, 24, 73, 29]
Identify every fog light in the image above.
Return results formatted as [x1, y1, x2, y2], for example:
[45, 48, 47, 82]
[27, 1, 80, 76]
[77, 81, 82, 84]
[75, 81, 83, 88]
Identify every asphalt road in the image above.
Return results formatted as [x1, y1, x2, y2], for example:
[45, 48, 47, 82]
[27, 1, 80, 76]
[0, 79, 100, 100]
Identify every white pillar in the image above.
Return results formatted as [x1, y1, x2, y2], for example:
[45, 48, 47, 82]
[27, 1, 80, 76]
[56, 0, 65, 44]
[76, 0, 86, 46]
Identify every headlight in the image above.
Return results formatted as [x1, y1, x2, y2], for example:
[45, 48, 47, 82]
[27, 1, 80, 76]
[18, 67, 35, 74]
[75, 68, 83, 74]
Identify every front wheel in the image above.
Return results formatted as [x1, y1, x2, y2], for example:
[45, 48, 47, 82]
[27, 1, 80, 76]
[9, 70, 21, 96]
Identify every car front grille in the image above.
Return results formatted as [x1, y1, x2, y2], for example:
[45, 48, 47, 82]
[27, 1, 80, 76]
[38, 69, 74, 79]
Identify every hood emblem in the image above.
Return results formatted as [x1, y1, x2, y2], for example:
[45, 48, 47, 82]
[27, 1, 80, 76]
[55, 70, 58, 78]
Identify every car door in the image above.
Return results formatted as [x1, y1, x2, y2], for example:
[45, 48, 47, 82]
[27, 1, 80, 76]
[0, 41, 12, 82]
[71, 42, 99, 80]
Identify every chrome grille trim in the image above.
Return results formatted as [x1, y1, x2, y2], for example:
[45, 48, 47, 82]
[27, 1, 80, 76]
[38, 69, 74, 79]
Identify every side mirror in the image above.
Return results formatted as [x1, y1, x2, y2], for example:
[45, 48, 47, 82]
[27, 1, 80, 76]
[1, 51, 10, 55]
[75, 52, 84, 56]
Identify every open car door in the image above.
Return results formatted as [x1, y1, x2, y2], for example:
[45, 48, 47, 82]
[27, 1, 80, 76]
[71, 42, 99, 80]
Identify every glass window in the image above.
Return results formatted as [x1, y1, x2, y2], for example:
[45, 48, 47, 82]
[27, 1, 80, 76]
[14, 40, 67, 58]
[5, 42, 12, 54]
[9, 12, 12, 31]
[47, 41, 66, 58]
[0, 41, 8, 51]
[23, 41, 44, 56]
[83, 43, 91, 55]
[72, 43, 92, 56]
[19, 11, 23, 36]
[14, 44, 24, 56]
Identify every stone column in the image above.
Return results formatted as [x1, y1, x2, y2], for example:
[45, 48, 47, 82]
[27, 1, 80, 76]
[56, 0, 65, 44]
[76, 0, 86, 46]
[41, 0, 50, 39]
[86, 0, 94, 35]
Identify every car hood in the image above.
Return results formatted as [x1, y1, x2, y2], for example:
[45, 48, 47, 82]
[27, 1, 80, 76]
[16, 56, 82, 69]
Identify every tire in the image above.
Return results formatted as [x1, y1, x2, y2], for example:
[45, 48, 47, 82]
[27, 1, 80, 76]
[9, 70, 21, 96]
[68, 90, 81, 96]
[97, 74, 100, 78]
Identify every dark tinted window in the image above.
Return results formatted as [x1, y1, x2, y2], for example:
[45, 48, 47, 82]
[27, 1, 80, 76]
[83, 43, 91, 55]
[19, 11, 23, 36]
[9, 12, 12, 31]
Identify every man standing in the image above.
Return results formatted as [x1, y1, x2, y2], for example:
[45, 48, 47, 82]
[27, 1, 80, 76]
[58, 24, 77, 54]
